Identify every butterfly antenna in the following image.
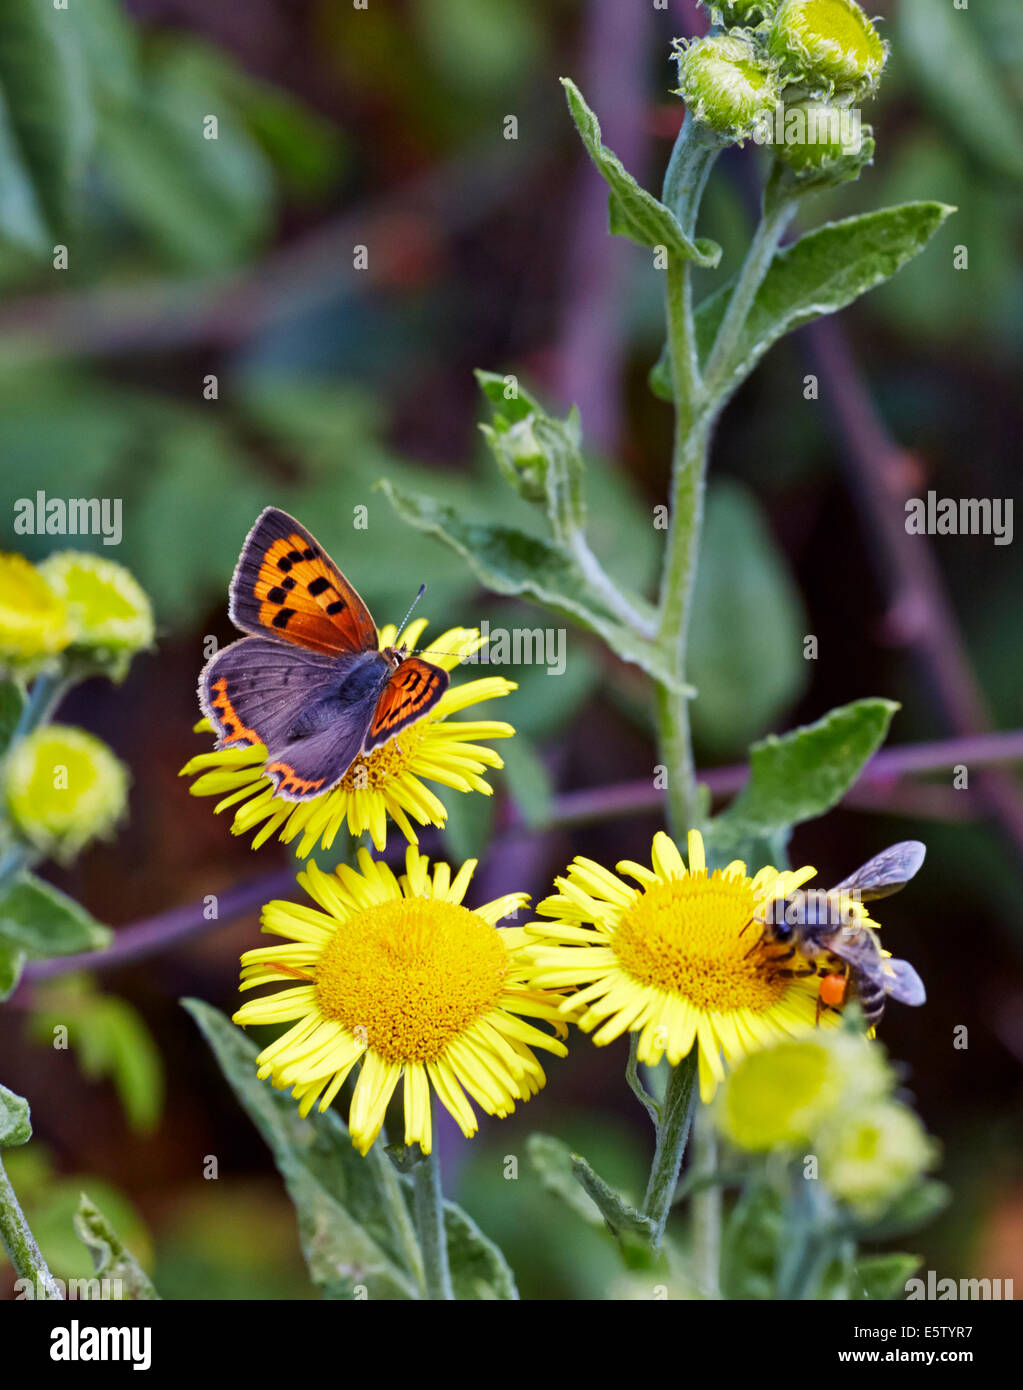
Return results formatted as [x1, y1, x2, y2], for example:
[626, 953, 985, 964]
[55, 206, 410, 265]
[394, 584, 427, 649]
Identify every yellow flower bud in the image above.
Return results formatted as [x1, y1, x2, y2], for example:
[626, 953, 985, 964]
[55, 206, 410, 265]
[5, 725, 129, 862]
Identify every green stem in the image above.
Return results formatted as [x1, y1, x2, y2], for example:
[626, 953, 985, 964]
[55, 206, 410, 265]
[412, 1143, 453, 1301]
[11, 672, 68, 744]
[703, 189, 799, 395]
[690, 1105, 721, 1298]
[0, 1153, 62, 1299]
[640, 1049, 698, 1248]
[653, 118, 723, 840]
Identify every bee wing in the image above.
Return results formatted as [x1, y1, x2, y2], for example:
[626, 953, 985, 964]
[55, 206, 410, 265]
[827, 928, 886, 985]
[883, 958, 926, 1007]
[832, 841, 926, 902]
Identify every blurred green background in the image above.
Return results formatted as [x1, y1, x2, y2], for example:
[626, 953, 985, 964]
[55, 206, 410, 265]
[0, 0, 1021, 1298]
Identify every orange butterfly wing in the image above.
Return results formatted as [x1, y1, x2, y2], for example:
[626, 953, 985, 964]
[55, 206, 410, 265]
[228, 508, 379, 656]
[364, 657, 449, 751]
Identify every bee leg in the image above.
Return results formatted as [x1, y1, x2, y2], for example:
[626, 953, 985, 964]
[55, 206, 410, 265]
[743, 929, 769, 960]
[770, 965, 818, 980]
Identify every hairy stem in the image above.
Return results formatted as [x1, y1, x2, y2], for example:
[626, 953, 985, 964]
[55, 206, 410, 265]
[412, 1143, 453, 1301]
[704, 189, 798, 392]
[690, 1106, 721, 1298]
[0, 1154, 62, 1299]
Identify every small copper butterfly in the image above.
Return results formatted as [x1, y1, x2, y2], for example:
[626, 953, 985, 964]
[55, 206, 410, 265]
[198, 507, 448, 801]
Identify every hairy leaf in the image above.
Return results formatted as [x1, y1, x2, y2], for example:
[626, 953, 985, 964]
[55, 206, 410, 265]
[0, 1083, 31, 1147]
[695, 203, 955, 394]
[561, 79, 720, 268]
[0, 875, 111, 958]
[74, 1195, 160, 1300]
[709, 699, 898, 857]
[378, 480, 685, 692]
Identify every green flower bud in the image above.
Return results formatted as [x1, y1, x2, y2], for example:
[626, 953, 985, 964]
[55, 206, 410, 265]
[769, 0, 886, 93]
[674, 35, 781, 140]
[771, 99, 866, 171]
[5, 725, 129, 862]
[716, 0, 779, 26]
[0, 553, 72, 668]
[37, 552, 154, 681]
[482, 415, 550, 504]
[818, 1101, 937, 1218]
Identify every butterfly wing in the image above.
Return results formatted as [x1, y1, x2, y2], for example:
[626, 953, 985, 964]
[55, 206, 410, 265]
[229, 507, 378, 656]
[199, 636, 383, 800]
[363, 657, 449, 752]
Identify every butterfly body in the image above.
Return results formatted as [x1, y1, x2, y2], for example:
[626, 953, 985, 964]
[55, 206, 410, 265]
[199, 508, 448, 801]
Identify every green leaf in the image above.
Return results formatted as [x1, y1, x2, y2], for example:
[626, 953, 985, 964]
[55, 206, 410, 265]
[500, 739, 554, 830]
[852, 1251, 922, 1301]
[527, 1132, 652, 1239]
[99, 49, 272, 271]
[689, 482, 808, 757]
[0, 939, 25, 1002]
[74, 1195, 160, 1300]
[720, 1178, 783, 1300]
[694, 203, 955, 394]
[184, 998, 419, 1300]
[560, 79, 720, 268]
[0, 1, 94, 248]
[185, 999, 517, 1300]
[378, 479, 686, 693]
[899, 0, 1023, 185]
[709, 698, 898, 858]
[30, 982, 164, 1134]
[0, 1083, 31, 1147]
[443, 1201, 518, 1300]
[0, 678, 24, 756]
[528, 1133, 603, 1227]
[0, 875, 111, 959]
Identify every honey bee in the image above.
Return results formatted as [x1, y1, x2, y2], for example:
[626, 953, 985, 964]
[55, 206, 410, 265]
[749, 841, 927, 1029]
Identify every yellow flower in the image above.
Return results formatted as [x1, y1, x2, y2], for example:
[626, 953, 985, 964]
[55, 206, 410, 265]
[179, 621, 514, 855]
[4, 725, 129, 862]
[526, 828, 840, 1102]
[233, 846, 568, 1154]
[0, 554, 72, 666]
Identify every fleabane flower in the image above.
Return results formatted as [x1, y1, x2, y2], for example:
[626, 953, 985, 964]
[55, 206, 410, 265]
[0, 553, 72, 668]
[180, 620, 515, 855]
[233, 846, 568, 1155]
[525, 828, 840, 1102]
